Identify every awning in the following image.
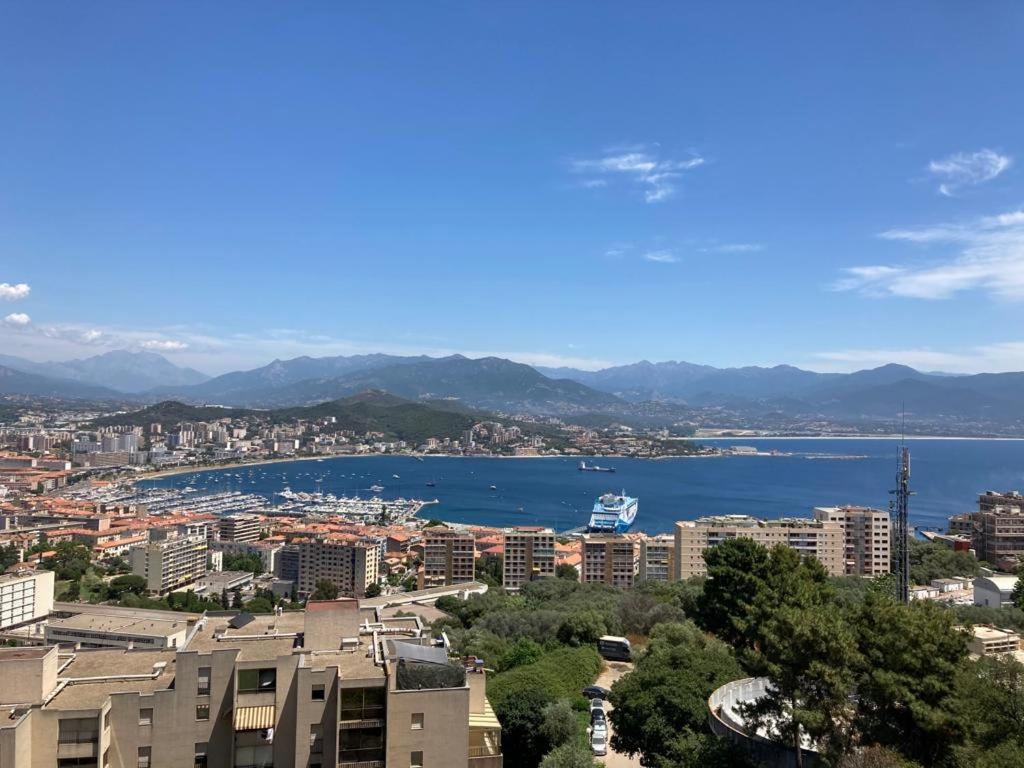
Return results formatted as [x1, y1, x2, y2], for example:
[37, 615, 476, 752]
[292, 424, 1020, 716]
[468, 699, 501, 730]
[234, 705, 275, 731]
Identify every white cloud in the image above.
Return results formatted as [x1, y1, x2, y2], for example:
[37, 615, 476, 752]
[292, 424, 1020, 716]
[141, 339, 189, 352]
[571, 147, 704, 203]
[643, 250, 678, 264]
[702, 243, 763, 254]
[3, 312, 30, 327]
[928, 148, 1011, 196]
[833, 208, 1024, 300]
[807, 341, 1024, 374]
[0, 283, 30, 301]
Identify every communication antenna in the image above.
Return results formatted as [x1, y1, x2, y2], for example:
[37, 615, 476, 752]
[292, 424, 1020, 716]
[889, 405, 913, 604]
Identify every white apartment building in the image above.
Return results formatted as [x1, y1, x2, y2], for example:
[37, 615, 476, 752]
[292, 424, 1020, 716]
[296, 537, 380, 598]
[130, 534, 209, 594]
[639, 534, 676, 583]
[217, 514, 262, 543]
[0, 569, 54, 630]
[419, 526, 476, 589]
[502, 527, 556, 590]
[813, 505, 891, 576]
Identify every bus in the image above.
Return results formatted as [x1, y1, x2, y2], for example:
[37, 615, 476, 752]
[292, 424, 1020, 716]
[597, 635, 632, 662]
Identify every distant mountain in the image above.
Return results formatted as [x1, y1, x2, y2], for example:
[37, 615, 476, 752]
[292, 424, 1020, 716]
[93, 392, 490, 445]
[0, 350, 209, 393]
[0, 364, 125, 400]
[148, 353, 426, 402]
[222, 355, 622, 413]
[536, 360, 716, 400]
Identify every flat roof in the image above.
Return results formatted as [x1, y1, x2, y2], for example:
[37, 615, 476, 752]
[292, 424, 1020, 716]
[46, 649, 177, 711]
[47, 613, 188, 639]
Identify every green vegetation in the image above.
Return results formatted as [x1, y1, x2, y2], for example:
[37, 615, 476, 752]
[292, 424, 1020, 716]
[908, 539, 980, 585]
[311, 579, 339, 600]
[223, 552, 265, 575]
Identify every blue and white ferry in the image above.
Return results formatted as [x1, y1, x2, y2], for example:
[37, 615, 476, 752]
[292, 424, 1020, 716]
[587, 491, 639, 533]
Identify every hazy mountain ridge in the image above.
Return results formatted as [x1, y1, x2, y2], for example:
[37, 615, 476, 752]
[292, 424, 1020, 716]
[0, 350, 209, 393]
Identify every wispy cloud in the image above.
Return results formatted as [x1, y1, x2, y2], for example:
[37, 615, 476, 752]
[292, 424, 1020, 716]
[928, 148, 1011, 197]
[832, 208, 1024, 300]
[571, 146, 704, 203]
[643, 250, 678, 263]
[808, 341, 1024, 374]
[701, 243, 763, 254]
[0, 283, 30, 301]
[3, 313, 30, 327]
[141, 339, 189, 352]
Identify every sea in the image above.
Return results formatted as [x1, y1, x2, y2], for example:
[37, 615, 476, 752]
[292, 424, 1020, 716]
[136, 438, 1024, 535]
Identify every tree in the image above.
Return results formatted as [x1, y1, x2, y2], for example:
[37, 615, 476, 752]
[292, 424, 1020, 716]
[499, 637, 543, 671]
[364, 582, 382, 598]
[907, 540, 979, 585]
[954, 654, 1024, 764]
[492, 684, 556, 768]
[539, 742, 599, 768]
[850, 593, 967, 766]
[555, 563, 579, 581]
[556, 610, 607, 647]
[108, 574, 147, 598]
[0, 543, 21, 572]
[311, 579, 338, 601]
[539, 699, 579, 751]
[1012, 576, 1024, 611]
[609, 622, 743, 766]
[244, 597, 274, 614]
[231, 588, 244, 609]
[223, 552, 264, 576]
[695, 537, 772, 651]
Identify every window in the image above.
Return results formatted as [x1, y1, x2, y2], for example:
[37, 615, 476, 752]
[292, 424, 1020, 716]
[103, 711, 110, 730]
[138, 708, 153, 726]
[197, 666, 211, 696]
[338, 726, 385, 764]
[311, 683, 325, 701]
[103, 748, 110, 768]
[138, 747, 152, 768]
[237, 668, 276, 693]
[194, 743, 208, 768]
[411, 712, 424, 730]
[195, 704, 210, 721]
[58, 717, 99, 745]
[411, 750, 424, 768]
[339, 686, 385, 721]
[310, 725, 323, 755]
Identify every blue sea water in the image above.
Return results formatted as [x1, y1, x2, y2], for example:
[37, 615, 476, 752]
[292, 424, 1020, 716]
[137, 439, 1024, 535]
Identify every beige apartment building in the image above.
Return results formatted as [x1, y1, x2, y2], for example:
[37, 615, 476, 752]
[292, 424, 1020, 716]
[0, 600, 502, 768]
[0, 569, 54, 631]
[580, 535, 638, 589]
[297, 537, 380, 598]
[639, 534, 675, 583]
[948, 491, 1024, 563]
[130, 534, 209, 594]
[813, 505, 891, 576]
[218, 514, 262, 544]
[674, 515, 846, 579]
[502, 527, 556, 590]
[419, 526, 476, 589]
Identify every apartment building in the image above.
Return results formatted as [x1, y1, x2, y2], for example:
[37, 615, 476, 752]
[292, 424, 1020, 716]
[296, 537, 380, 598]
[639, 534, 675, 583]
[129, 534, 209, 594]
[501, 527, 556, 590]
[0, 569, 54, 631]
[673, 515, 846, 579]
[419, 526, 476, 589]
[217, 514, 262, 544]
[948, 491, 1024, 563]
[0, 600, 503, 768]
[812, 506, 891, 576]
[580, 535, 638, 589]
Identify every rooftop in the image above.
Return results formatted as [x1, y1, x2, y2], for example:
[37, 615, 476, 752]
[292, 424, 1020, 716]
[47, 612, 188, 639]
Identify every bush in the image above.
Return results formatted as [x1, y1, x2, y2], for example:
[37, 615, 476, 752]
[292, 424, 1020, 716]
[489, 646, 603, 707]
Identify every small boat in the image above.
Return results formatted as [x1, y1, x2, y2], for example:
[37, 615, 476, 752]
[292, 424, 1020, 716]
[369, 484, 385, 493]
[425, 480, 436, 487]
[392, 474, 400, 479]
[489, 484, 497, 491]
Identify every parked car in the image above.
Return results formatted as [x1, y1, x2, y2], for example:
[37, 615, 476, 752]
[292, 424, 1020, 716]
[590, 698, 605, 719]
[582, 685, 610, 700]
[591, 732, 608, 756]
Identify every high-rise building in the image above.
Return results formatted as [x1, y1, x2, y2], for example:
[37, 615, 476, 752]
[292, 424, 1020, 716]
[580, 535, 638, 589]
[502, 527, 556, 590]
[948, 491, 1024, 563]
[0, 569, 54, 630]
[673, 516, 845, 579]
[639, 534, 676, 583]
[812, 506, 891, 576]
[130, 533, 209, 593]
[218, 514, 262, 543]
[296, 537, 380, 598]
[0, 600, 503, 768]
[419, 526, 476, 589]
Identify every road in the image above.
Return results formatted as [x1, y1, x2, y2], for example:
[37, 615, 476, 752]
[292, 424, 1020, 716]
[593, 661, 642, 768]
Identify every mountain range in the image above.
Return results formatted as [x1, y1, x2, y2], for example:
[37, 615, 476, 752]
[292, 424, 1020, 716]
[3, 350, 1024, 432]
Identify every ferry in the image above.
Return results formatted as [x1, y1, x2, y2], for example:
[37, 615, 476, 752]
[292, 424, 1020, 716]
[579, 460, 615, 473]
[587, 491, 638, 533]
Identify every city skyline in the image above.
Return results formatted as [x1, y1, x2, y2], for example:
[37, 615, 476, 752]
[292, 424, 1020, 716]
[2, 4, 1024, 375]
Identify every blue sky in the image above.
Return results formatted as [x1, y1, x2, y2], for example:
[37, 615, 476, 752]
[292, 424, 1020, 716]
[2, 3, 1023, 375]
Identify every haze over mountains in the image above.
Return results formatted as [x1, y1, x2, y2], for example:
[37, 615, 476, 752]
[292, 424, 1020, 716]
[2, 350, 1024, 432]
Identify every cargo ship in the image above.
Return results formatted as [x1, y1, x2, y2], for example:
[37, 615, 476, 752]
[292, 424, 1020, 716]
[587, 491, 638, 533]
[579, 460, 616, 473]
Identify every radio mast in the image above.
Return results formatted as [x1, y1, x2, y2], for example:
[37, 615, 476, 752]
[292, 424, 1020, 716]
[889, 444, 912, 604]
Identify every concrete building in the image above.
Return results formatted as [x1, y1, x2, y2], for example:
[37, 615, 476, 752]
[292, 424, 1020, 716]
[580, 535, 638, 589]
[967, 625, 1021, 657]
[502, 527, 556, 590]
[674, 516, 846, 579]
[217, 514, 262, 544]
[0, 569, 54, 631]
[812, 505, 891, 576]
[639, 534, 675, 583]
[0, 600, 503, 768]
[974, 574, 1019, 608]
[130, 534, 209, 594]
[948, 491, 1024, 563]
[419, 526, 476, 589]
[44, 611, 189, 650]
[276, 544, 300, 582]
[296, 537, 380, 598]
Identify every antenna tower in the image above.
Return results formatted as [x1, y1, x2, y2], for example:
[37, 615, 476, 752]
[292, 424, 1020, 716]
[889, 409, 912, 604]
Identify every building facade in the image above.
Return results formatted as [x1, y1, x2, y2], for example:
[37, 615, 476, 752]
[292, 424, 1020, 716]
[673, 516, 846, 579]
[639, 535, 675, 583]
[130, 534, 209, 594]
[0, 569, 54, 631]
[580, 535, 638, 589]
[812, 506, 891, 576]
[296, 537, 380, 598]
[419, 527, 476, 590]
[501, 528, 556, 590]
[217, 515, 262, 544]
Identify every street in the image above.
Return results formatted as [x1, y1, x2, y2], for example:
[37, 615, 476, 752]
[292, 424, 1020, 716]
[593, 661, 642, 768]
